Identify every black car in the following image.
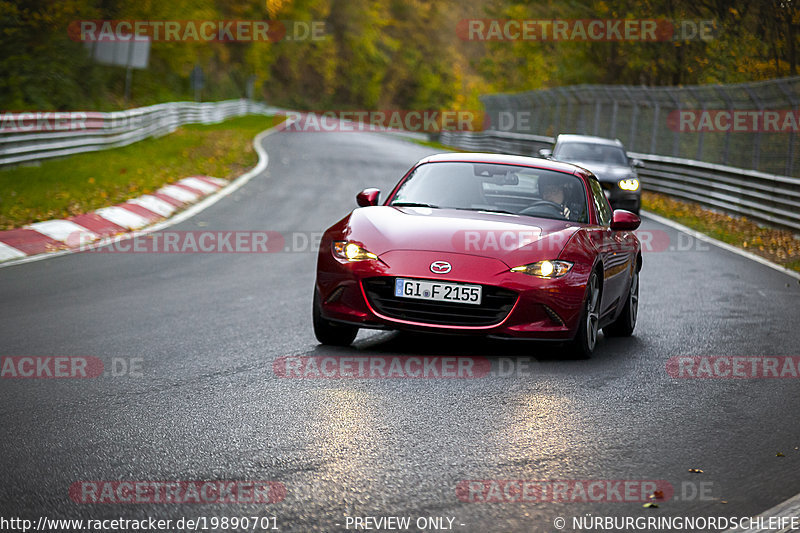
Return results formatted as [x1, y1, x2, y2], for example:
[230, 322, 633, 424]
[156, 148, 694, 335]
[539, 134, 643, 214]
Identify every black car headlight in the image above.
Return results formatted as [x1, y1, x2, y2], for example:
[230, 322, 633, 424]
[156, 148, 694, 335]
[618, 178, 640, 191]
[510, 260, 573, 278]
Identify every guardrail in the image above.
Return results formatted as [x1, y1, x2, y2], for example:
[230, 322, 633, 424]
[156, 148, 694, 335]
[439, 130, 800, 233]
[0, 100, 277, 168]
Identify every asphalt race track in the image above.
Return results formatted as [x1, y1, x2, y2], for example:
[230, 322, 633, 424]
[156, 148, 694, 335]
[1, 126, 800, 532]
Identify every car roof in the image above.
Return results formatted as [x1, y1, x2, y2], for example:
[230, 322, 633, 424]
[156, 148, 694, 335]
[417, 152, 588, 176]
[555, 134, 624, 148]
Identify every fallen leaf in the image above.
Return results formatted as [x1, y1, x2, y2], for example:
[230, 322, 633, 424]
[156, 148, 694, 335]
[777, 452, 785, 457]
[649, 490, 665, 500]
[688, 468, 704, 473]
[643, 502, 659, 508]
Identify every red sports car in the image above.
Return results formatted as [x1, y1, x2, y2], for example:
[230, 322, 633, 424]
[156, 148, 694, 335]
[313, 153, 642, 357]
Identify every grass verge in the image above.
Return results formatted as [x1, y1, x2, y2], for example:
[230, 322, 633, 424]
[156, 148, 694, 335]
[643, 191, 800, 274]
[0, 114, 282, 230]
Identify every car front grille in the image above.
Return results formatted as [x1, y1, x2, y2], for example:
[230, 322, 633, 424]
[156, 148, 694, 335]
[362, 277, 518, 327]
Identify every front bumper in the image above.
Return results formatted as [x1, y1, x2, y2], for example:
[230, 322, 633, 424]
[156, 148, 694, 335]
[316, 249, 591, 340]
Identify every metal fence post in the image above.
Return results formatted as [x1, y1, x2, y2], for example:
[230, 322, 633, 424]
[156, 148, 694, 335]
[529, 91, 542, 134]
[666, 89, 681, 157]
[560, 87, 573, 135]
[569, 87, 584, 134]
[608, 87, 619, 140]
[744, 85, 764, 172]
[593, 92, 602, 136]
[621, 87, 636, 151]
[550, 89, 561, 137]
[688, 87, 705, 162]
[649, 94, 660, 155]
[714, 85, 733, 166]
[776, 79, 798, 176]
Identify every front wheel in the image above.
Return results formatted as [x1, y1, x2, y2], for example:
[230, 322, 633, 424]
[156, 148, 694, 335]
[603, 269, 638, 337]
[313, 288, 358, 346]
[568, 270, 601, 359]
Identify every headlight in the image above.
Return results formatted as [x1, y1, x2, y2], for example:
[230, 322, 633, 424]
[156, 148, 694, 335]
[510, 260, 573, 278]
[332, 241, 378, 262]
[618, 178, 640, 191]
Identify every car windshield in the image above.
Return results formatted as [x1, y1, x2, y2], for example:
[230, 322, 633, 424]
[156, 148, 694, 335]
[390, 162, 588, 223]
[556, 142, 629, 166]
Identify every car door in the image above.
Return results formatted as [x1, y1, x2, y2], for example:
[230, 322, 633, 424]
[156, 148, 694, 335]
[587, 177, 630, 316]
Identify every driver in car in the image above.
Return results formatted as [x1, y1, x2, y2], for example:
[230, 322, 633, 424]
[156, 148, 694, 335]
[538, 175, 572, 220]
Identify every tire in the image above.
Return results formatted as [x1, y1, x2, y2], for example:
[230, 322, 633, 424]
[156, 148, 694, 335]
[568, 270, 601, 358]
[313, 288, 358, 346]
[603, 268, 639, 337]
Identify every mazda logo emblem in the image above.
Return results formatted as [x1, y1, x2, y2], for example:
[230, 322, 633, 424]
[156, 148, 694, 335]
[430, 261, 451, 274]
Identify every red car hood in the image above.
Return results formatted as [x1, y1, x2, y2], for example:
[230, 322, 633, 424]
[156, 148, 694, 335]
[343, 206, 581, 267]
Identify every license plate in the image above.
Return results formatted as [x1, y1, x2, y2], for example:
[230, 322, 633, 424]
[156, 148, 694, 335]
[394, 278, 482, 305]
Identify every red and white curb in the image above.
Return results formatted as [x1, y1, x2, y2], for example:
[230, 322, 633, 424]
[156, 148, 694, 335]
[0, 176, 227, 262]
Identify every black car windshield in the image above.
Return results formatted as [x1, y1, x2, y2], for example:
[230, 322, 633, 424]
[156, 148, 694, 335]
[390, 162, 588, 223]
[555, 142, 629, 166]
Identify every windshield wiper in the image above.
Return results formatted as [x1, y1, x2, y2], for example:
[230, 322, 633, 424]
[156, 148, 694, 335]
[454, 207, 516, 215]
[391, 202, 439, 208]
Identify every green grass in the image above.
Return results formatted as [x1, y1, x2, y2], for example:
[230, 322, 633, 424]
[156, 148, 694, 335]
[0, 114, 282, 230]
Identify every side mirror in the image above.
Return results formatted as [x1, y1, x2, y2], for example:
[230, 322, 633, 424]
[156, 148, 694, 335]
[538, 148, 552, 159]
[356, 188, 380, 207]
[631, 158, 645, 168]
[610, 210, 641, 231]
